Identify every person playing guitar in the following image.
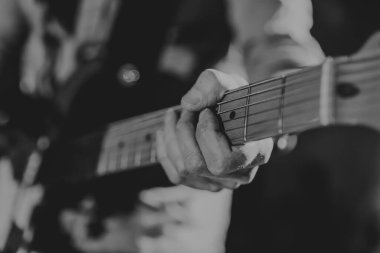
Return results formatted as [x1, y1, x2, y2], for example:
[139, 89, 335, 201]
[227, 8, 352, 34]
[0, 0, 348, 252]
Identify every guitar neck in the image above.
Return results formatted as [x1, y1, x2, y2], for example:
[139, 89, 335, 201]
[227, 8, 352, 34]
[95, 62, 331, 177]
[38, 50, 380, 184]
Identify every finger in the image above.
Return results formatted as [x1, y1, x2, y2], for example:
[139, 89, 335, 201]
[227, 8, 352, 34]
[181, 69, 245, 111]
[176, 110, 207, 176]
[196, 108, 245, 176]
[163, 109, 185, 175]
[156, 130, 181, 184]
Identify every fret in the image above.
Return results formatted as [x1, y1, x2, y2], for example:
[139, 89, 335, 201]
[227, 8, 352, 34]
[96, 152, 108, 176]
[116, 142, 124, 171]
[134, 145, 141, 167]
[245, 78, 283, 142]
[150, 145, 156, 163]
[320, 58, 336, 125]
[243, 85, 250, 142]
[282, 67, 323, 134]
[106, 147, 118, 173]
[278, 76, 286, 134]
[150, 140, 156, 163]
[119, 145, 129, 169]
[219, 88, 250, 145]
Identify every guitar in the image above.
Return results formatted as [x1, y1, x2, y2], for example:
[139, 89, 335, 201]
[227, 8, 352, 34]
[3, 45, 380, 252]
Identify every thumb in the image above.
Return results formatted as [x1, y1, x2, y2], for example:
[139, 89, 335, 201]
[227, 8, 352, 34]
[181, 69, 247, 111]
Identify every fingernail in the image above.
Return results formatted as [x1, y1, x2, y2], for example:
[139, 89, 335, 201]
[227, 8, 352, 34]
[181, 89, 202, 109]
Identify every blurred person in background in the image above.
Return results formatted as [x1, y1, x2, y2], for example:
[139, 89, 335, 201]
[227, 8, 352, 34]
[0, 0, 322, 253]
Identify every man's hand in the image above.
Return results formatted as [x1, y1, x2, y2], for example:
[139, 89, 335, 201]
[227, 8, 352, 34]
[157, 69, 273, 191]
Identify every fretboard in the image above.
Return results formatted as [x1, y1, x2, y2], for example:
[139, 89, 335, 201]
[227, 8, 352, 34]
[95, 62, 333, 177]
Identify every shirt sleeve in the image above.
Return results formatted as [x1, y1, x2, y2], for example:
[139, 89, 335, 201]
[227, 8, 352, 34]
[226, 0, 325, 82]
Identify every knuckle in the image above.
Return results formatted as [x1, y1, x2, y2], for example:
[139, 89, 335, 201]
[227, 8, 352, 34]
[209, 157, 229, 176]
[183, 151, 205, 174]
[195, 121, 209, 138]
[198, 69, 217, 83]
[176, 119, 191, 132]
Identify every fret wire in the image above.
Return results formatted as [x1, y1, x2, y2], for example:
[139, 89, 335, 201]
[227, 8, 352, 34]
[243, 85, 251, 141]
[278, 76, 286, 134]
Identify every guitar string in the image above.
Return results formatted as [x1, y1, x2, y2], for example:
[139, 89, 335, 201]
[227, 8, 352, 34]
[218, 70, 322, 106]
[222, 52, 380, 97]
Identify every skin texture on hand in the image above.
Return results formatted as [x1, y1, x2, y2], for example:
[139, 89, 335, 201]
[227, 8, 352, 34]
[157, 69, 273, 191]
